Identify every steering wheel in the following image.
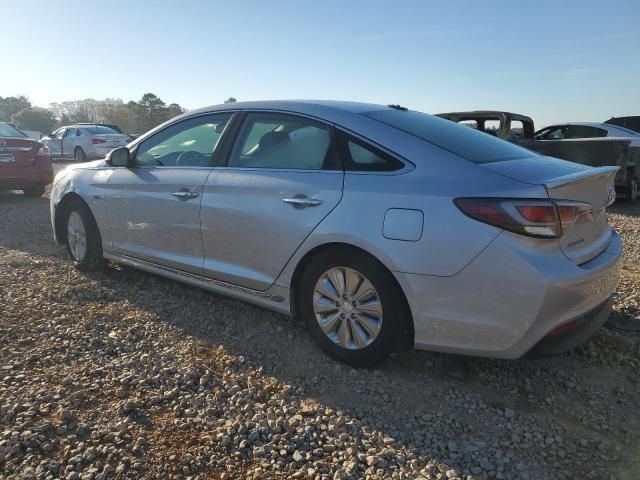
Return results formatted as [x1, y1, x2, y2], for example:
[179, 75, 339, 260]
[176, 150, 206, 166]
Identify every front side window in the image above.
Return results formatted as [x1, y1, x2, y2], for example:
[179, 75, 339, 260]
[65, 128, 77, 137]
[134, 113, 232, 167]
[52, 128, 66, 140]
[364, 109, 537, 163]
[227, 113, 337, 170]
[536, 126, 567, 140]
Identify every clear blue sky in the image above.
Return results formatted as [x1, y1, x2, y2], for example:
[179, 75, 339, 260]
[2, 0, 639, 127]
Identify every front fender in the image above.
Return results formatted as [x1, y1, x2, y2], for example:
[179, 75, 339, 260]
[50, 166, 113, 245]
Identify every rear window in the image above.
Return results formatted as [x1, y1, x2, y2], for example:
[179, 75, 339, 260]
[84, 126, 119, 135]
[0, 123, 28, 138]
[363, 110, 537, 163]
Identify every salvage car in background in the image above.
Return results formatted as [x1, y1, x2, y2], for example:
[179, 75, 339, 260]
[437, 111, 640, 200]
[41, 124, 130, 162]
[606, 116, 640, 134]
[50, 101, 621, 366]
[534, 122, 640, 141]
[0, 122, 53, 197]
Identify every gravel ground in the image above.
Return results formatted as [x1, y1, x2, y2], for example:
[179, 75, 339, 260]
[1, 174, 639, 480]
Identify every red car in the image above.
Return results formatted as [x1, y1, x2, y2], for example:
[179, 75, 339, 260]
[0, 122, 53, 197]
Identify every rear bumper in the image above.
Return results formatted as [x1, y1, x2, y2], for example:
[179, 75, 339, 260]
[0, 164, 54, 190]
[528, 295, 613, 357]
[396, 230, 622, 359]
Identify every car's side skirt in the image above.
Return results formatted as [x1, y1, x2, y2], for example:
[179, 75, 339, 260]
[102, 251, 292, 316]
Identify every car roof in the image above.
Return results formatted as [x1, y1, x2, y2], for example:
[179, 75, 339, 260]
[69, 124, 119, 129]
[188, 100, 394, 117]
[565, 122, 611, 127]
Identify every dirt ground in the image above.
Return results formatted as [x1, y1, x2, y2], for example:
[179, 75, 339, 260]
[0, 168, 639, 479]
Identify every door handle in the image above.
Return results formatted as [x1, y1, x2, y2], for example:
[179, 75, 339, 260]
[171, 190, 200, 201]
[282, 196, 323, 207]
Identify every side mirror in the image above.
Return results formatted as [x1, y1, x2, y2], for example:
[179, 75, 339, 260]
[107, 147, 131, 167]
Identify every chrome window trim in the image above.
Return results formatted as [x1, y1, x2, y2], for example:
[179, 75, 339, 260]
[213, 166, 344, 174]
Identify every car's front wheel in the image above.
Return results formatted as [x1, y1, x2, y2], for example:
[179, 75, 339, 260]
[64, 200, 104, 272]
[298, 249, 408, 367]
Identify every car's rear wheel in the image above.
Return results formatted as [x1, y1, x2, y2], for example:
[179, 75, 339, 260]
[22, 184, 45, 197]
[74, 147, 86, 162]
[64, 200, 104, 272]
[298, 249, 407, 367]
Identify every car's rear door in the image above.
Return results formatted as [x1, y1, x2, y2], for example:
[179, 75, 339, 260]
[200, 111, 344, 291]
[103, 113, 233, 274]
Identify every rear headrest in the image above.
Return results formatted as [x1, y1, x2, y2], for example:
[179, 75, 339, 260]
[259, 131, 289, 150]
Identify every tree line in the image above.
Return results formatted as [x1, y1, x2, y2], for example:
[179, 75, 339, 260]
[0, 94, 237, 135]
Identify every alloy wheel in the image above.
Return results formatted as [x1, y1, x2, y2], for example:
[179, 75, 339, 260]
[313, 267, 383, 350]
[67, 211, 87, 262]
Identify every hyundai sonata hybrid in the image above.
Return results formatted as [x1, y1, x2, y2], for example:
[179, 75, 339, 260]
[49, 101, 621, 366]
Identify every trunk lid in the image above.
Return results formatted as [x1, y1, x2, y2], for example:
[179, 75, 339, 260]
[93, 134, 129, 148]
[0, 137, 41, 169]
[483, 155, 617, 264]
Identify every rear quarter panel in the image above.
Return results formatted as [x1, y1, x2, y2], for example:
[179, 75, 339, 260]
[275, 144, 549, 286]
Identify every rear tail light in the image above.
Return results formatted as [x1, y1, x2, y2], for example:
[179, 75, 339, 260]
[92, 138, 106, 144]
[36, 145, 50, 159]
[454, 198, 593, 239]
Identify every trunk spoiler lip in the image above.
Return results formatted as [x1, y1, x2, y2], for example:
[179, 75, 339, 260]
[543, 166, 619, 190]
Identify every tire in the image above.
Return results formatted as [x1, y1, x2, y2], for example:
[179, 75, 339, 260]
[64, 199, 104, 272]
[297, 248, 408, 367]
[22, 184, 45, 197]
[74, 147, 87, 162]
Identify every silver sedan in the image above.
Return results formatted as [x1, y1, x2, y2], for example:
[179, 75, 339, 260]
[42, 124, 130, 162]
[49, 101, 622, 366]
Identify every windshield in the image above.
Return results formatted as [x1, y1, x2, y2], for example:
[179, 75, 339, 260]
[84, 126, 119, 135]
[363, 109, 537, 163]
[0, 123, 28, 138]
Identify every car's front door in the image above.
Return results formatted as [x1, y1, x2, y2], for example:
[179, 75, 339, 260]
[46, 128, 66, 157]
[104, 113, 233, 274]
[62, 127, 77, 158]
[200, 112, 344, 291]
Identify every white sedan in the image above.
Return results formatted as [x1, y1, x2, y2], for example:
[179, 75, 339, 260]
[41, 124, 130, 162]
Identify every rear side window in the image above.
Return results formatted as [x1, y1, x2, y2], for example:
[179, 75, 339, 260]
[337, 130, 405, 171]
[509, 120, 524, 139]
[363, 109, 537, 163]
[227, 113, 339, 170]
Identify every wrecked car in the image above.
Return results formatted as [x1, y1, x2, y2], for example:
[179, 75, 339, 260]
[437, 111, 639, 200]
